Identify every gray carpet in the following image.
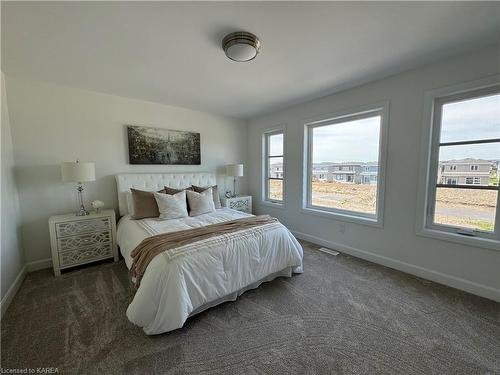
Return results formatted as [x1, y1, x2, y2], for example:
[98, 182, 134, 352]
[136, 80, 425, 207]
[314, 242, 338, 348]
[1, 240, 499, 374]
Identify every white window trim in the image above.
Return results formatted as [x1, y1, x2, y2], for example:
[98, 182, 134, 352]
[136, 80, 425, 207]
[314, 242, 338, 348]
[262, 127, 286, 208]
[301, 101, 390, 227]
[415, 75, 500, 251]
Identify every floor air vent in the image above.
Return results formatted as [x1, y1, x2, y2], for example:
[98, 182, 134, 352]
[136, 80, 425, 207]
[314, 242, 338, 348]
[318, 247, 340, 256]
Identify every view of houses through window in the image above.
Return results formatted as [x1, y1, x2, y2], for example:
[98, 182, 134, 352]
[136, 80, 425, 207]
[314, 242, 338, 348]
[266, 91, 499, 233]
[431, 92, 499, 233]
[304, 111, 383, 217]
[266, 131, 284, 202]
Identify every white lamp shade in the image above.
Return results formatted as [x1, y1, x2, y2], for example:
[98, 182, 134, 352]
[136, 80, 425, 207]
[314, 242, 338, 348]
[61, 162, 95, 182]
[226, 164, 244, 177]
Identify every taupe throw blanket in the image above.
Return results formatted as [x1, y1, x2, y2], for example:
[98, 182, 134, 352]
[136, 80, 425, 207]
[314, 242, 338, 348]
[130, 215, 278, 287]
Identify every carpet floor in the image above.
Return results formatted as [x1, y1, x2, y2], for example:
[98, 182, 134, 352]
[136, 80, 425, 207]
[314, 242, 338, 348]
[1, 240, 499, 374]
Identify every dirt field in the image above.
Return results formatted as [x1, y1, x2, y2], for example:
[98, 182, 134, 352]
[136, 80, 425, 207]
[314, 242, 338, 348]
[270, 180, 497, 231]
[435, 188, 497, 231]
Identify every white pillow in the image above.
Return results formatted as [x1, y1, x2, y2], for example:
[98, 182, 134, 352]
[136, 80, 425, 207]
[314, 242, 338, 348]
[186, 188, 216, 216]
[125, 191, 135, 217]
[153, 191, 188, 220]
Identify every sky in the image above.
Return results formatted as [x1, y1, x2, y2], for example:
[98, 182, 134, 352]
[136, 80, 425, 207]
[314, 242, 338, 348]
[269, 133, 283, 156]
[439, 93, 499, 161]
[312, 116, 380, 163]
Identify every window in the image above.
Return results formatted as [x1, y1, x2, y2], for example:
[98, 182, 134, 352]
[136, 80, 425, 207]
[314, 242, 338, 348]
[263, 130, 284, 203]
[304, 104, 388, 225]
[423, 83, 499, 244]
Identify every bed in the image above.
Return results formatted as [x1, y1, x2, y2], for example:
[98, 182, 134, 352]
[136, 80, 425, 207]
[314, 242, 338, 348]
[115, 173, 304, 335]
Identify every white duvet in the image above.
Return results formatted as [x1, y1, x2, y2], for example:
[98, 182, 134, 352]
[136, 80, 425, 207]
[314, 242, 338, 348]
[117, 208, 303, 335]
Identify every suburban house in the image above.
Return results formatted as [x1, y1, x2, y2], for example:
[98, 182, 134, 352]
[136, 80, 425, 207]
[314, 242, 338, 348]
[271, 162, 380, 184]
[278, 158, 495, 186]
[359, 162, 379, 185]
[311, 163, 330, 181]
[437, 158, 492, 186]
[328, 163, 363, 183]
[271, 164, 284, 179]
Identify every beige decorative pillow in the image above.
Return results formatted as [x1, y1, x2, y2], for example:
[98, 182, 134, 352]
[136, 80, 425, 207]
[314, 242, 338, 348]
[130, 188, 166, 219]
[153, 191, 188, 220]
[192, 185, 222, 209]
[186, 188, 216, 216]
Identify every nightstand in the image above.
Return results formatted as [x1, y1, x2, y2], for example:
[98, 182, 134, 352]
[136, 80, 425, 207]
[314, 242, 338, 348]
[48, 209, 118, 276]
[222, 195, 252, 214]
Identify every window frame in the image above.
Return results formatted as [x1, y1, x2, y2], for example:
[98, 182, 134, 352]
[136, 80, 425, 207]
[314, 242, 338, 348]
[302, 102, 389, 227]
[416, 76, 500, 250]
[262, 128, 286, 207]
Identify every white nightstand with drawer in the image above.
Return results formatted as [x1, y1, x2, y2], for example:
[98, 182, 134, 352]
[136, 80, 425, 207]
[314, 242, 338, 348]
[48, 209, 118, 276]
[222, 195, 252, 214]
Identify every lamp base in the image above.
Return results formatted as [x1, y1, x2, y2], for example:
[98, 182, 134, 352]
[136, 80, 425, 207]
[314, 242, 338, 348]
[76, 185, 89, 216]
[76, 205, 90, 216]
[232, 176, 238, 198]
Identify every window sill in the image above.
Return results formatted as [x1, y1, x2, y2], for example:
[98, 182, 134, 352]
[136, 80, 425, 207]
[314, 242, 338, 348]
[300, 207, 382, 228]
[417, 228, 500, 251]
[260, 200, 286, 209]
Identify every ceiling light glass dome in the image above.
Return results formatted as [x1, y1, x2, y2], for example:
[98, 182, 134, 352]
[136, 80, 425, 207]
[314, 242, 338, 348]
[222, 31, 261, 62]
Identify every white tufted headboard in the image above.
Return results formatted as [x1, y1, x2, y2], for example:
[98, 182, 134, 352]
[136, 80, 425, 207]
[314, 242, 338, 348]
[115, 172, 217, 216]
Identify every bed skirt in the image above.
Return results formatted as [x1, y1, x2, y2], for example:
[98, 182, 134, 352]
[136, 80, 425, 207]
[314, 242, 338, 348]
[188, 267, 294, 317]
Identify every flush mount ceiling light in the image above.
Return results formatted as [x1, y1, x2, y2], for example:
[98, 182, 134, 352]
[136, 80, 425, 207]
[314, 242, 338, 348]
[222, 31, 261, 62]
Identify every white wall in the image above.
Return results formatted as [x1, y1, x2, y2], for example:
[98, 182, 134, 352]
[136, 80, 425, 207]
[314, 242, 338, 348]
[5, 76, 247, 265]
[1, 73, 25, 311]
[247, 44, 500, 301]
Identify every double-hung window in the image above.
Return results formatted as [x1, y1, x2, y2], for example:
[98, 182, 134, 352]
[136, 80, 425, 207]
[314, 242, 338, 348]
[263, 130, 285, 204]
[422, 82, 500, 245]
[303, 104, 388, 225]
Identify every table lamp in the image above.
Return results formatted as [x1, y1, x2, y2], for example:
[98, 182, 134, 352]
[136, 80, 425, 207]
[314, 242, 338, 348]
[61, 161, 96, 216]
[226, 164, 244, 197]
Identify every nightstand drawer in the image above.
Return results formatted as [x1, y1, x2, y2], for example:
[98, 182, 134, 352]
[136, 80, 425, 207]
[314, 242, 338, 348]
[57, 230, 112, 251]
[59, 242, 113, 268]
[223, 196, 252, 214]
[228, 199, 250, 212]
[56, 217, 110, 238]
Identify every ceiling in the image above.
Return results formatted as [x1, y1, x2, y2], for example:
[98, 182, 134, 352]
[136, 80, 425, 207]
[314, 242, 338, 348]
[2, 2, 499, 119]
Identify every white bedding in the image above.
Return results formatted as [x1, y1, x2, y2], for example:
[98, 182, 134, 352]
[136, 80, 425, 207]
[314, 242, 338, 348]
[117, 208, 303, 335]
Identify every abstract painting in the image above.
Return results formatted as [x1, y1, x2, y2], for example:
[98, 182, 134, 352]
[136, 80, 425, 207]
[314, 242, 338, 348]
[127, 125, 201, 165]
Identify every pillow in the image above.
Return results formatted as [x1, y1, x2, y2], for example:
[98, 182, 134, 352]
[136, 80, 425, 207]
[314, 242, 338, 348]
[125, 191, 135, 217]
[192, 185, 222, 209]
[153, 191, 188, 220]
[130, 188, 166, 219]
[164, 186, 193, 195]
[186, 188, 216, 216]
[164, 186, 193, 211]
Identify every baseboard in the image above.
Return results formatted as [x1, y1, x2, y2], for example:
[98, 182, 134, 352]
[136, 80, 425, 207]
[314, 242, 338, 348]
[0, 265, 27, 319]
[292, 230, 500, 303]
[26, 258, 52, 272]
